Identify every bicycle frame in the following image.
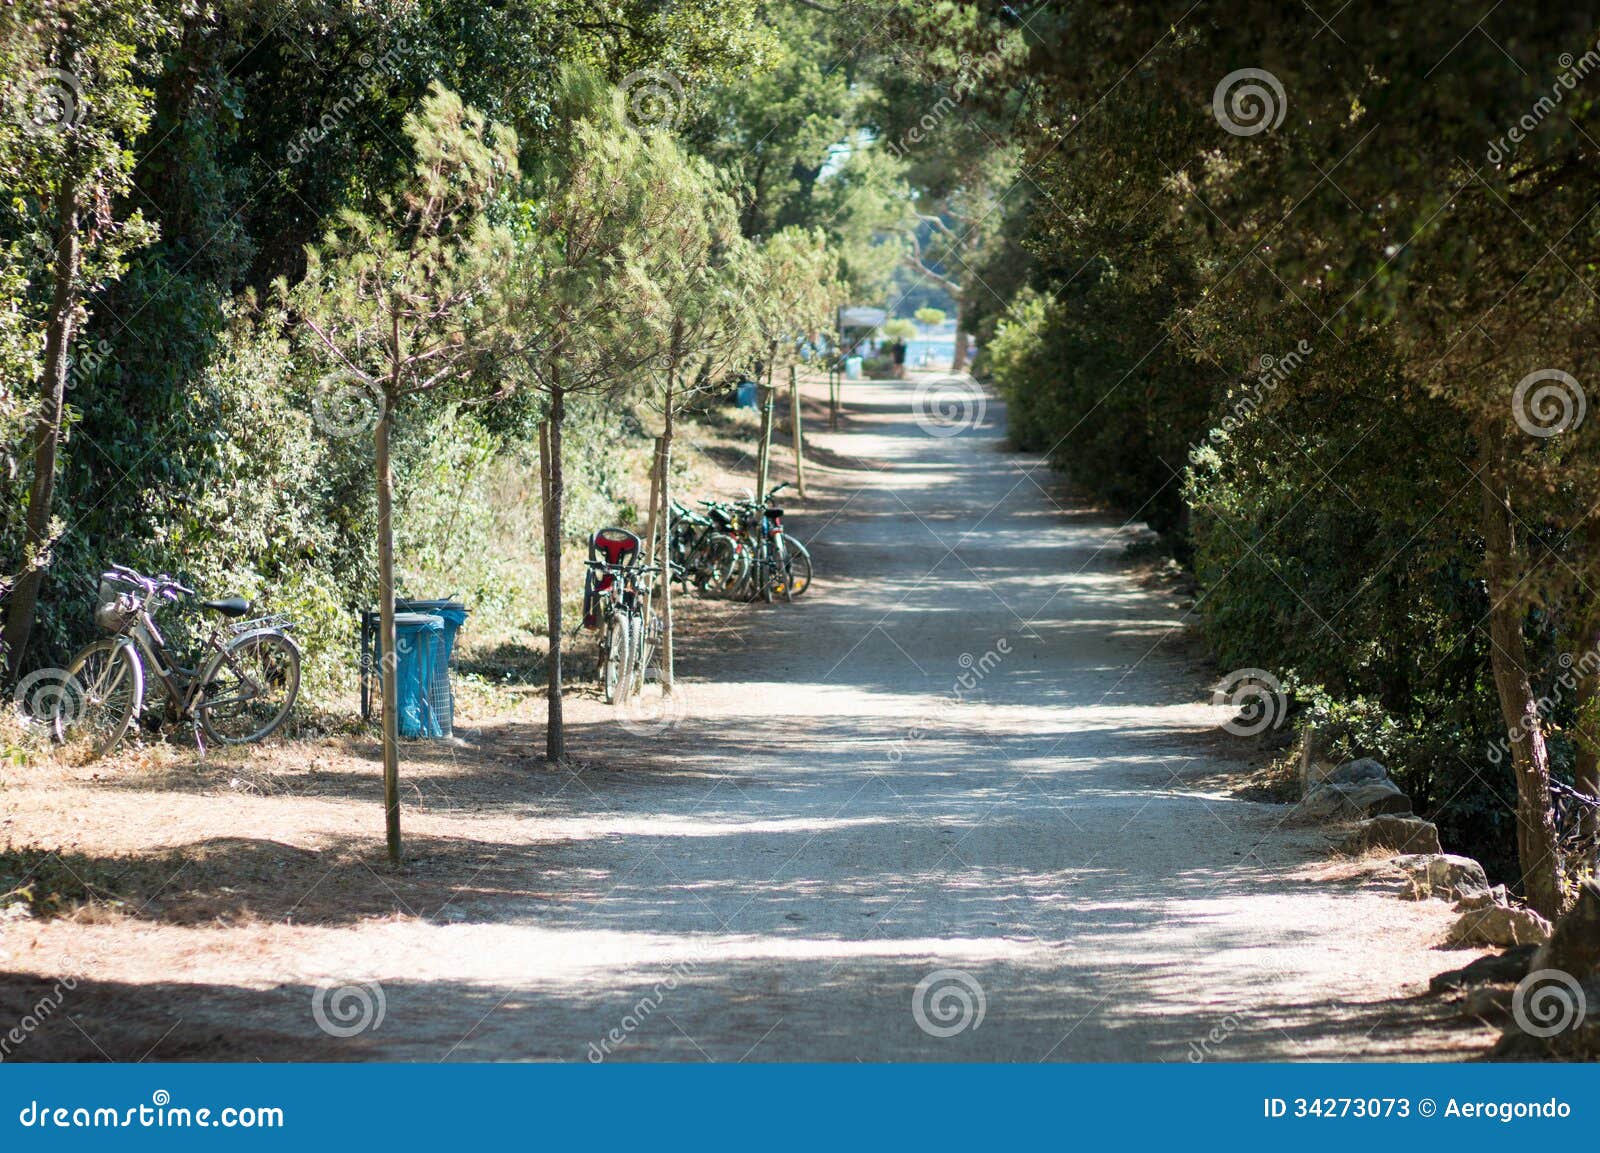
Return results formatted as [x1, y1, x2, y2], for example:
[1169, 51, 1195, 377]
[589, 562, 656, 625]
[587, 558, 662, 684]
[111, 584, 288, 719]
[119, 612, 212, 716]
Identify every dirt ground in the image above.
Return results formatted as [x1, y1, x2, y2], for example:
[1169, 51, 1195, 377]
[0, 370, 1499, 1062]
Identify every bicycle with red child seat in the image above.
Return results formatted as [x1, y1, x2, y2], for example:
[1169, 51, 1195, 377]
[582, 528, 665, 706]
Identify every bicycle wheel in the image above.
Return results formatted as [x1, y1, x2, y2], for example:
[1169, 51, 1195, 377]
[602, 616, 627, 704]
[780, 538, 813, 599]
[760, 542, 775, 603]
[197, 631, 301, 745]
[697, 533, 746, 595]
[618, 611, 646, 705]
[670, 526, 699, 589]
[56, 639, 144, 759]
[728, 535, 758, 600]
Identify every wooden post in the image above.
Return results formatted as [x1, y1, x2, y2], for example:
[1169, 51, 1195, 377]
[756, 383, 775, 499]
[375, 402, 402, 864]
[540, 390, 567, 763]
[644, 435, 664, 563]
[659, 416, 675, 691]
[829, 362, 839, 431]
[789, 363, 806, 498]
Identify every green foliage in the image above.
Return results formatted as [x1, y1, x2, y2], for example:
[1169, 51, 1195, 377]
[508, 66, 713, 398]
[748, 226, 843, 354]
[913, 307, 945, 327]
[984, 263, 1208, 537]
[0, 3, 944, 751]
[683, 4, 856, 239]
[294, 82, 519, 403]
[964, 0, 1600, 889]
[812, 145, 913, 303]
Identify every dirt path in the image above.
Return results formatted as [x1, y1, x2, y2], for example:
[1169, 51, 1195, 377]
[2, 372, 1494, 1061]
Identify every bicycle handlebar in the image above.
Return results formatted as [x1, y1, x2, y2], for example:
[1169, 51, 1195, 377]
[104, 564, 194, 600]
[585, 559, 666, 572]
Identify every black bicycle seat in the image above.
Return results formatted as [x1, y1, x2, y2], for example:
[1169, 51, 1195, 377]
[201, 596, 251, 617]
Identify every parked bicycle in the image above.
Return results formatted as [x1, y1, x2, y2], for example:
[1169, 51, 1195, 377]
[54, 564, 300, 758]
[683, 499, 752, 596]
[582, 529, 664, 706]
[745, 483, 812, 604]
[667, 502, 729, 594]
[689, 484, 812, 602]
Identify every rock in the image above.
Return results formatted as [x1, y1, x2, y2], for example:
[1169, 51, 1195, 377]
[1456, 883, 1512, 911]
[1447, 903, 1553, 948]
[1393, 853, 1490, 902]
[1341, 780, 1412, 817]
[1327, 757, 1389, 786]
[1341, 815, 1442, 855]
[1530, 878, 1600, 980]
[1297, 778, 1412, 821]
[1295, 786, 1343, 819]
[1428, 945, 1539, 993]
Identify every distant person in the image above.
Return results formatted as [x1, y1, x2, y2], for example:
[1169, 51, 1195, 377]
[891, 339, 907, 379]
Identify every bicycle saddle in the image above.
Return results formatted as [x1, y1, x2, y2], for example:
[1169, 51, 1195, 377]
[200, 596, 251, 617]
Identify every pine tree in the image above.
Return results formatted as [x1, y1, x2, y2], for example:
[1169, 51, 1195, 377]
[291, 83, 518, 862]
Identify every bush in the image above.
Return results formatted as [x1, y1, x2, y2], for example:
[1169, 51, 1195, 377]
[4, 289, 662, 718]
[993, 273, 1568, 881]
[984, 278, 1208, 537]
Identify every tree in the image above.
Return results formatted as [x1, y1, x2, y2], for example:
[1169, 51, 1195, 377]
[647, 172, 761, 690]
[682, 5, 854, 240]
[863, 10, 1025, 370]
[291, 83, 518, 862]
[913, 307, 945, 327]
[748, 226, 842, 400]
[899, 176, 1013, 371]
[1, 0, 168, 678]
[970, 0, 1600, 909]
[505, 68, 707, 760]
[809, 144, 914, 303]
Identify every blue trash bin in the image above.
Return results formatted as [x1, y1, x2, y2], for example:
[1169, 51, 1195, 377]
[384, 612, 444, 738]
[735, 380, 759, 408]
[396, 599, 468, 736]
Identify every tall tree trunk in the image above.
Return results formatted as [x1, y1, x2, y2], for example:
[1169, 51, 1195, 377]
[3, 176, 81, 679]
[1479, 430, 1562, 917]
[375, 401, 402, 864]
[756, 382, 775, 501]
[1574, 623, 1600, 870]
[789, 362, 806, 496]
[755, 342, 777, 495]
[541, 384, 566, 761]
[661, 366, 676, 692]
[950, 298, 969, 372]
